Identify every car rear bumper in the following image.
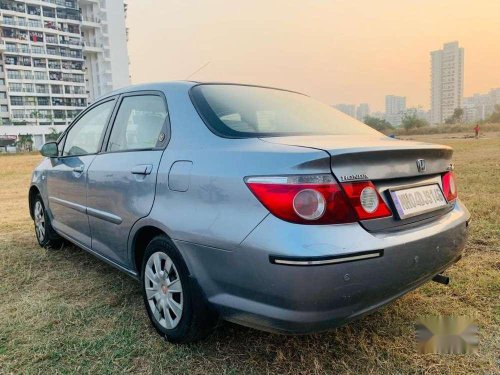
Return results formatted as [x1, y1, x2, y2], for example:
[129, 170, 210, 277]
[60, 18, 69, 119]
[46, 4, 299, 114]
[174, 199, 470, 334]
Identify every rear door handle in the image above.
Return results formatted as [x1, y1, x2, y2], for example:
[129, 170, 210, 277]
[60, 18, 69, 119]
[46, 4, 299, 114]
[73, 165, 84, 173]
[131, 164, 153, 175]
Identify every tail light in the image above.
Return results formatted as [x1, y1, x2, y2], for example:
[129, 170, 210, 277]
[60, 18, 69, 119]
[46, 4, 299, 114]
[245, 174, 392, 224]
[442, 171, 458, 202]
[245, 174, 355, 224]
[341, 181, 392, 220]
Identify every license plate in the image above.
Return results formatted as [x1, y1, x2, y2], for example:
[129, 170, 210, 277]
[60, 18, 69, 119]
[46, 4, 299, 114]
[390, 184, 447, 219]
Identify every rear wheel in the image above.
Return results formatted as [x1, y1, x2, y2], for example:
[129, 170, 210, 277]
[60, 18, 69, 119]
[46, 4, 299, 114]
[33, 194, 62, 249]
[141, 236, 217, 343]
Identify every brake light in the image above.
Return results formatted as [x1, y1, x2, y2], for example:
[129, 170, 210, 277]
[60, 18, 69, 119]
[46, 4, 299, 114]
[245, 175, 356, 224]
[293, 189, 327, 220]
[341, 181, 392, 220]
[442, 171, 458, 202]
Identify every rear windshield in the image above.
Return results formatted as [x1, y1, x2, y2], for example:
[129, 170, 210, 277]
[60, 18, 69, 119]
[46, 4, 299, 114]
[190, 84, 381, 138]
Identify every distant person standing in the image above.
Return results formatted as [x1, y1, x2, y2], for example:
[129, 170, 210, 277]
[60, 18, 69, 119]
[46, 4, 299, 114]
[473, 124, 480, 139]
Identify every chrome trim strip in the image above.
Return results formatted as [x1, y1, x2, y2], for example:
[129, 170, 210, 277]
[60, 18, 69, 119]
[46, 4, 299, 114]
[245, 174, 335, 185]
[49, 196, 86, 214]
[86, 206, 122, 224]
[270, 250, 383, 266]
[245, 176, 289, 184]
[49, 197, 122, 225]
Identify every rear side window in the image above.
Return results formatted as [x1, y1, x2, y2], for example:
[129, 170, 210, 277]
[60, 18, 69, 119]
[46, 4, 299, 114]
[190, 84, 381, 138]
[107, 95, 167, 152]
[63, 100, 114, 156]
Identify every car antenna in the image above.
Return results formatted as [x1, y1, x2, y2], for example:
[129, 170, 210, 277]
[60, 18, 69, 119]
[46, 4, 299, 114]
[185, 61, 210, 80]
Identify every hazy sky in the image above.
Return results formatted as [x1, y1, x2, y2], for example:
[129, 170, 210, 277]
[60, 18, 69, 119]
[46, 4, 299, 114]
[126, 0, 500, 111]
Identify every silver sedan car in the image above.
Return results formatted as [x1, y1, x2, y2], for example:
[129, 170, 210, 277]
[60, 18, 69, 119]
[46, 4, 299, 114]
[29, 82, 470, 343]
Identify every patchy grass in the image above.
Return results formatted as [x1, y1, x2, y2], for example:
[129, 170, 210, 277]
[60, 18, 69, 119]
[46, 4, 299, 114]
[0, 137, 499, 374]
[386, 122, 500, 136]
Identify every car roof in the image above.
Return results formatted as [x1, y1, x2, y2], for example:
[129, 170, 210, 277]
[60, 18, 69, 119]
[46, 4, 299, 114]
[99, 80, 198, 100]
[98, 81, 306, 102]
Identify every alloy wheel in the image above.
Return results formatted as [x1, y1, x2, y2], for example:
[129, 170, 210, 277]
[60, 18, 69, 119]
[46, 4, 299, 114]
[34, 201, 45, 242]
[144, 251, 184, 329]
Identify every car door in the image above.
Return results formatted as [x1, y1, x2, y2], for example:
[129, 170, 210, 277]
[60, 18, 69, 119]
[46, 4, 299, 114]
[46, 98, 116, 247]
[86, 92, 169, 266]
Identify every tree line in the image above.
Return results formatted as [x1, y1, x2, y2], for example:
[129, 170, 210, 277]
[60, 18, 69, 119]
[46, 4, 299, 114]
[363, 104, 500, 132]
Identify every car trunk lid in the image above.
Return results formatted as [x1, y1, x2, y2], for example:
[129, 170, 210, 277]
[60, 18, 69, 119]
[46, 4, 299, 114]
[260, 135, 455, 230]
[261, 135, 453, 180]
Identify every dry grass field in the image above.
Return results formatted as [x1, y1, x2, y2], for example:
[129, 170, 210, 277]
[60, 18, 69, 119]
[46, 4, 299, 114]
[0, 135, 499, 374]
[388, 122, 500, 137]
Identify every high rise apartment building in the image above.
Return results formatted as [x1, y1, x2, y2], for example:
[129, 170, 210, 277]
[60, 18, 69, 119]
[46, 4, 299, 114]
[80, 0, 129, 101]
[0, 0, 129, 149]
[430, 41, 464, 124]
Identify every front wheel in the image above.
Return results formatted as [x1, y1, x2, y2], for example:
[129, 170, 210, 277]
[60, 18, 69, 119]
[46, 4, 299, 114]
[32, 194, 62, 249]
[141, 236, 217, 343]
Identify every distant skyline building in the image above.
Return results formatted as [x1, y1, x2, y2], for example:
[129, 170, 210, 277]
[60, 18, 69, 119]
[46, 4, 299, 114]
[385, 95, 406, 126]
[0, 0, 130, 150]
[333, 103, 371, 121]
[333, 103, 356, 118]
[430, 41, 464, 124]
[356, 103, 370, 121]
[463, 87, 500, 123]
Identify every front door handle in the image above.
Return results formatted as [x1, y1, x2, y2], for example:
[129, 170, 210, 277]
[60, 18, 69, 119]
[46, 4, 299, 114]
[131, 164, 153, 175]
[73, 165, 84, 173]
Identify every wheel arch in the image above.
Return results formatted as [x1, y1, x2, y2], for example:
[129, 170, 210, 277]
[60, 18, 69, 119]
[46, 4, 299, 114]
[28, 185, 41, 219]
[130, 224, 169, 276]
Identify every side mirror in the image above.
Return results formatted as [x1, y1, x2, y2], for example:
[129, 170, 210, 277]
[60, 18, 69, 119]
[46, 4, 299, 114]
[40, 142, 58, 158]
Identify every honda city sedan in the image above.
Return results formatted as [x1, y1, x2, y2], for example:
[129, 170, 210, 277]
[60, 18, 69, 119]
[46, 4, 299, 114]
[29, 82, 470, 343]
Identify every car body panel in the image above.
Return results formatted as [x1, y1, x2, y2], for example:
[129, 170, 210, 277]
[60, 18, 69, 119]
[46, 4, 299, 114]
[174, 200, 469, 333]
[151, 139, 333, 253]
[132, 82, 334, 257]
[86, 150, 164, 266]
[30, 158, 49, 203]
[46, 154, 96, 247]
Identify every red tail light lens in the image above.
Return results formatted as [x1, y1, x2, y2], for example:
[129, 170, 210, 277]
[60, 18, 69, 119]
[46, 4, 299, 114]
[442, 171, 458, 202]
[293, 189, 326, 220]
[340, 181, 392, 220]
[245, 175, 356, 224]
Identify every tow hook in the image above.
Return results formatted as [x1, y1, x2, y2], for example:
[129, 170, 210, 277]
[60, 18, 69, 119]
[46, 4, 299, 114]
[432, 274, 450, 285]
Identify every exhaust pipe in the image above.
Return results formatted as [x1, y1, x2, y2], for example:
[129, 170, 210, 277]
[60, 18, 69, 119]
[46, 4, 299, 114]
[432, 274, 450, 285]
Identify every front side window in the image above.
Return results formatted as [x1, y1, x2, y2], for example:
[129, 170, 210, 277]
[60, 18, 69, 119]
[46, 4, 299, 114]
[191, 84, 381, 138]
[107, 95, 167, 152]
[63, 100, 114, 156]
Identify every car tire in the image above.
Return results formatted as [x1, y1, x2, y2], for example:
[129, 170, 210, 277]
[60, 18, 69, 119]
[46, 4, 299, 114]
[32, 194, 63, 249]
[141, 235, 218, 343]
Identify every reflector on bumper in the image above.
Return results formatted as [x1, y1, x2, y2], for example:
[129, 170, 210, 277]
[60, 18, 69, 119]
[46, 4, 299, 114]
[270, 249, 383, 266]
